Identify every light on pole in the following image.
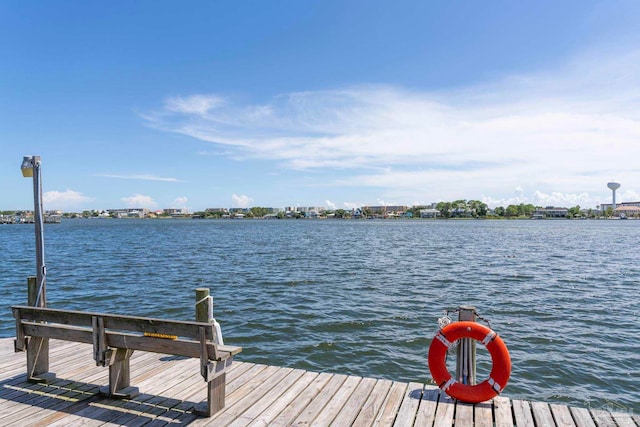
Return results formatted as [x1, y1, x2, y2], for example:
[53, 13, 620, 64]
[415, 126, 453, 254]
[21, 155, 46, 308]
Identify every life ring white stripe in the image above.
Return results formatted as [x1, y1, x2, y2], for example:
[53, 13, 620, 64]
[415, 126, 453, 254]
[488, 377, 502, 392]
[436, 332, 452, 348]
[441, 378, 457, 391]
[482, 331, 496, 346]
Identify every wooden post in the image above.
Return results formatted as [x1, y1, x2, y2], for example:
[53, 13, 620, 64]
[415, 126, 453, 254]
[195, 288, 210, 323]
[195, 287, 226, 417]
[456, 305, 477, 385]
[26, 276, 54, 382]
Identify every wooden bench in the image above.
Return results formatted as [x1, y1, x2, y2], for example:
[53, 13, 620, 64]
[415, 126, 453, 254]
[12, 305, 242, 417]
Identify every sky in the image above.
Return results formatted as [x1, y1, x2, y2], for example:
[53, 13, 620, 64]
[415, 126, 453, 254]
[2, 1, 640, 212]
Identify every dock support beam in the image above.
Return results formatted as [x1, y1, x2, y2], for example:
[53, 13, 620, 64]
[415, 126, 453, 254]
[456, 305, 476, 385]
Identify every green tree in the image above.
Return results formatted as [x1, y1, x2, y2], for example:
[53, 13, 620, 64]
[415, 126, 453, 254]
[436, 202, 452, 218]
[505, 205, 519, 218]
[567, 205, 581, 218]
[468, 200, 488, 217]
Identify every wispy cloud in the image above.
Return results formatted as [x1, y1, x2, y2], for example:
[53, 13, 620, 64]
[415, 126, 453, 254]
[97, 174, 184, 183]
[143, 47, 640, 207]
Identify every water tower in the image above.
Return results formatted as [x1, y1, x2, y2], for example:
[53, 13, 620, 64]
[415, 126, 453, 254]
[607, 182, 621, 209]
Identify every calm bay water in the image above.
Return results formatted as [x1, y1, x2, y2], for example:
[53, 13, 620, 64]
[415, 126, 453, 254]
[1, 219, 638, 411]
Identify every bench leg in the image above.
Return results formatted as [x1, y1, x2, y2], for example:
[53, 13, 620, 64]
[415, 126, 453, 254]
[99, 348, 139, 398]
[194, 357, 234, 417]
[209, 371, 226, 416]
[26, 336, 55, 383]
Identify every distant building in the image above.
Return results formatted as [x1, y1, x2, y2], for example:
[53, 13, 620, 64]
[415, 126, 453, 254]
[420, 208, 441, 218]
[532, 207, 568, 218]
[614, 205, 640, 218]
[108, 208, 149, 218]
[600, 201, 640, 211]
[163, 208, 189, 217]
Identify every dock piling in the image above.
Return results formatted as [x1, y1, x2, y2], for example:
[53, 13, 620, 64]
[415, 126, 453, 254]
[456, 305, 476, 385]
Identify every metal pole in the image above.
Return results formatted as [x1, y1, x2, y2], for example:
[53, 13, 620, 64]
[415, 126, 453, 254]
[32, 156, 46, 308]
[456, 305, 477, 385]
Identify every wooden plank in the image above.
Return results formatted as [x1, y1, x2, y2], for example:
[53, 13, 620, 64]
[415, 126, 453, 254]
[591, 409, 617, 427]
[493, 396, 514, 427]
[371, 381, 408, 426]
[570, 406, 597, 427]
[246, 371, 320, 427]
[413, 386, 439, 427]
[550, 403, 577, 427]
[122, 359, 244, 426]
[63, 354, 202, 426]
[512, 399, 535, 427]
[351, 378, 393, 427]
[309, 374, 361, 426]
[268, 372, 334, 426]
[332, 376, 377, 425]
[454, 402, 473, 426]
[531, 401, 556, 427]
[227, 368, 307, 427]
[14, 352, 165, 426]
[609, 411, 637, 427]
[474, 400, 493, 427]
[21, 323, 238, 361]
[393, 382, 424, 427]
[13, 305, 217, 340]
[288, 373, 348, 425]
[432, 394, 455, 427]
[209, 366, 294, 425]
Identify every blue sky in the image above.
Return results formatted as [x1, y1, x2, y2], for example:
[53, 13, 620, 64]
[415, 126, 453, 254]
[2, 1, 640, 212]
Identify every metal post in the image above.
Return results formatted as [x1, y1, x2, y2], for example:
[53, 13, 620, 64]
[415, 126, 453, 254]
[32, 156, 46, 308]
[22, 155, 52, 382]
[456, 305, 477, 385]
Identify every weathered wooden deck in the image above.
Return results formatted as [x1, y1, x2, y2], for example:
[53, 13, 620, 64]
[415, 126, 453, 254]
[0, 338, 637, 426]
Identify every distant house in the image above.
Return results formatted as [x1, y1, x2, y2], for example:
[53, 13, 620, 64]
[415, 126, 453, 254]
[420, 208, 440, 218]
[163, 208, 189, 217]
[108, 208, 149, 218]
[614, 205, 640, 218]
[532, 207, 568, 218]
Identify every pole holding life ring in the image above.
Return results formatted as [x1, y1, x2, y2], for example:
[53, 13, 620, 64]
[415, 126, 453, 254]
[428, 321, 511, 403]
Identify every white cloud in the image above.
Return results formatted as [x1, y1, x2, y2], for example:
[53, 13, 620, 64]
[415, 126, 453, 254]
[172, 196, 188, 209]
[43, 190, 94, 210]
[97, 174, 184, 182]
[325, 200, 337, 210]
[121, 194, 158, 209]
[232, 194, 252, 208]
[144, 48, 640, 207]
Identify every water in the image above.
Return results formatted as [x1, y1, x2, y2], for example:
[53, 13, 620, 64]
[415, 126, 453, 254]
[1, 219, 638, 411]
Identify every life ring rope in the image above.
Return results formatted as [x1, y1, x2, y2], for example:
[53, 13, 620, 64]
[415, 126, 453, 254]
[427, 321, 511, 403]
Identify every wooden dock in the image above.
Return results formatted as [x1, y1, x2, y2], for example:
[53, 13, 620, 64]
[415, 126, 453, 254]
[0, 337, 637, 426]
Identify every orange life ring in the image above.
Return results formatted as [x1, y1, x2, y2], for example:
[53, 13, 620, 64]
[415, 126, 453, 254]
[427, 321, 511, 403]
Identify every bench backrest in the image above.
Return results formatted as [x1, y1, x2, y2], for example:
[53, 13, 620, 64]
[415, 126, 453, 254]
[12, 305, 223, 361]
